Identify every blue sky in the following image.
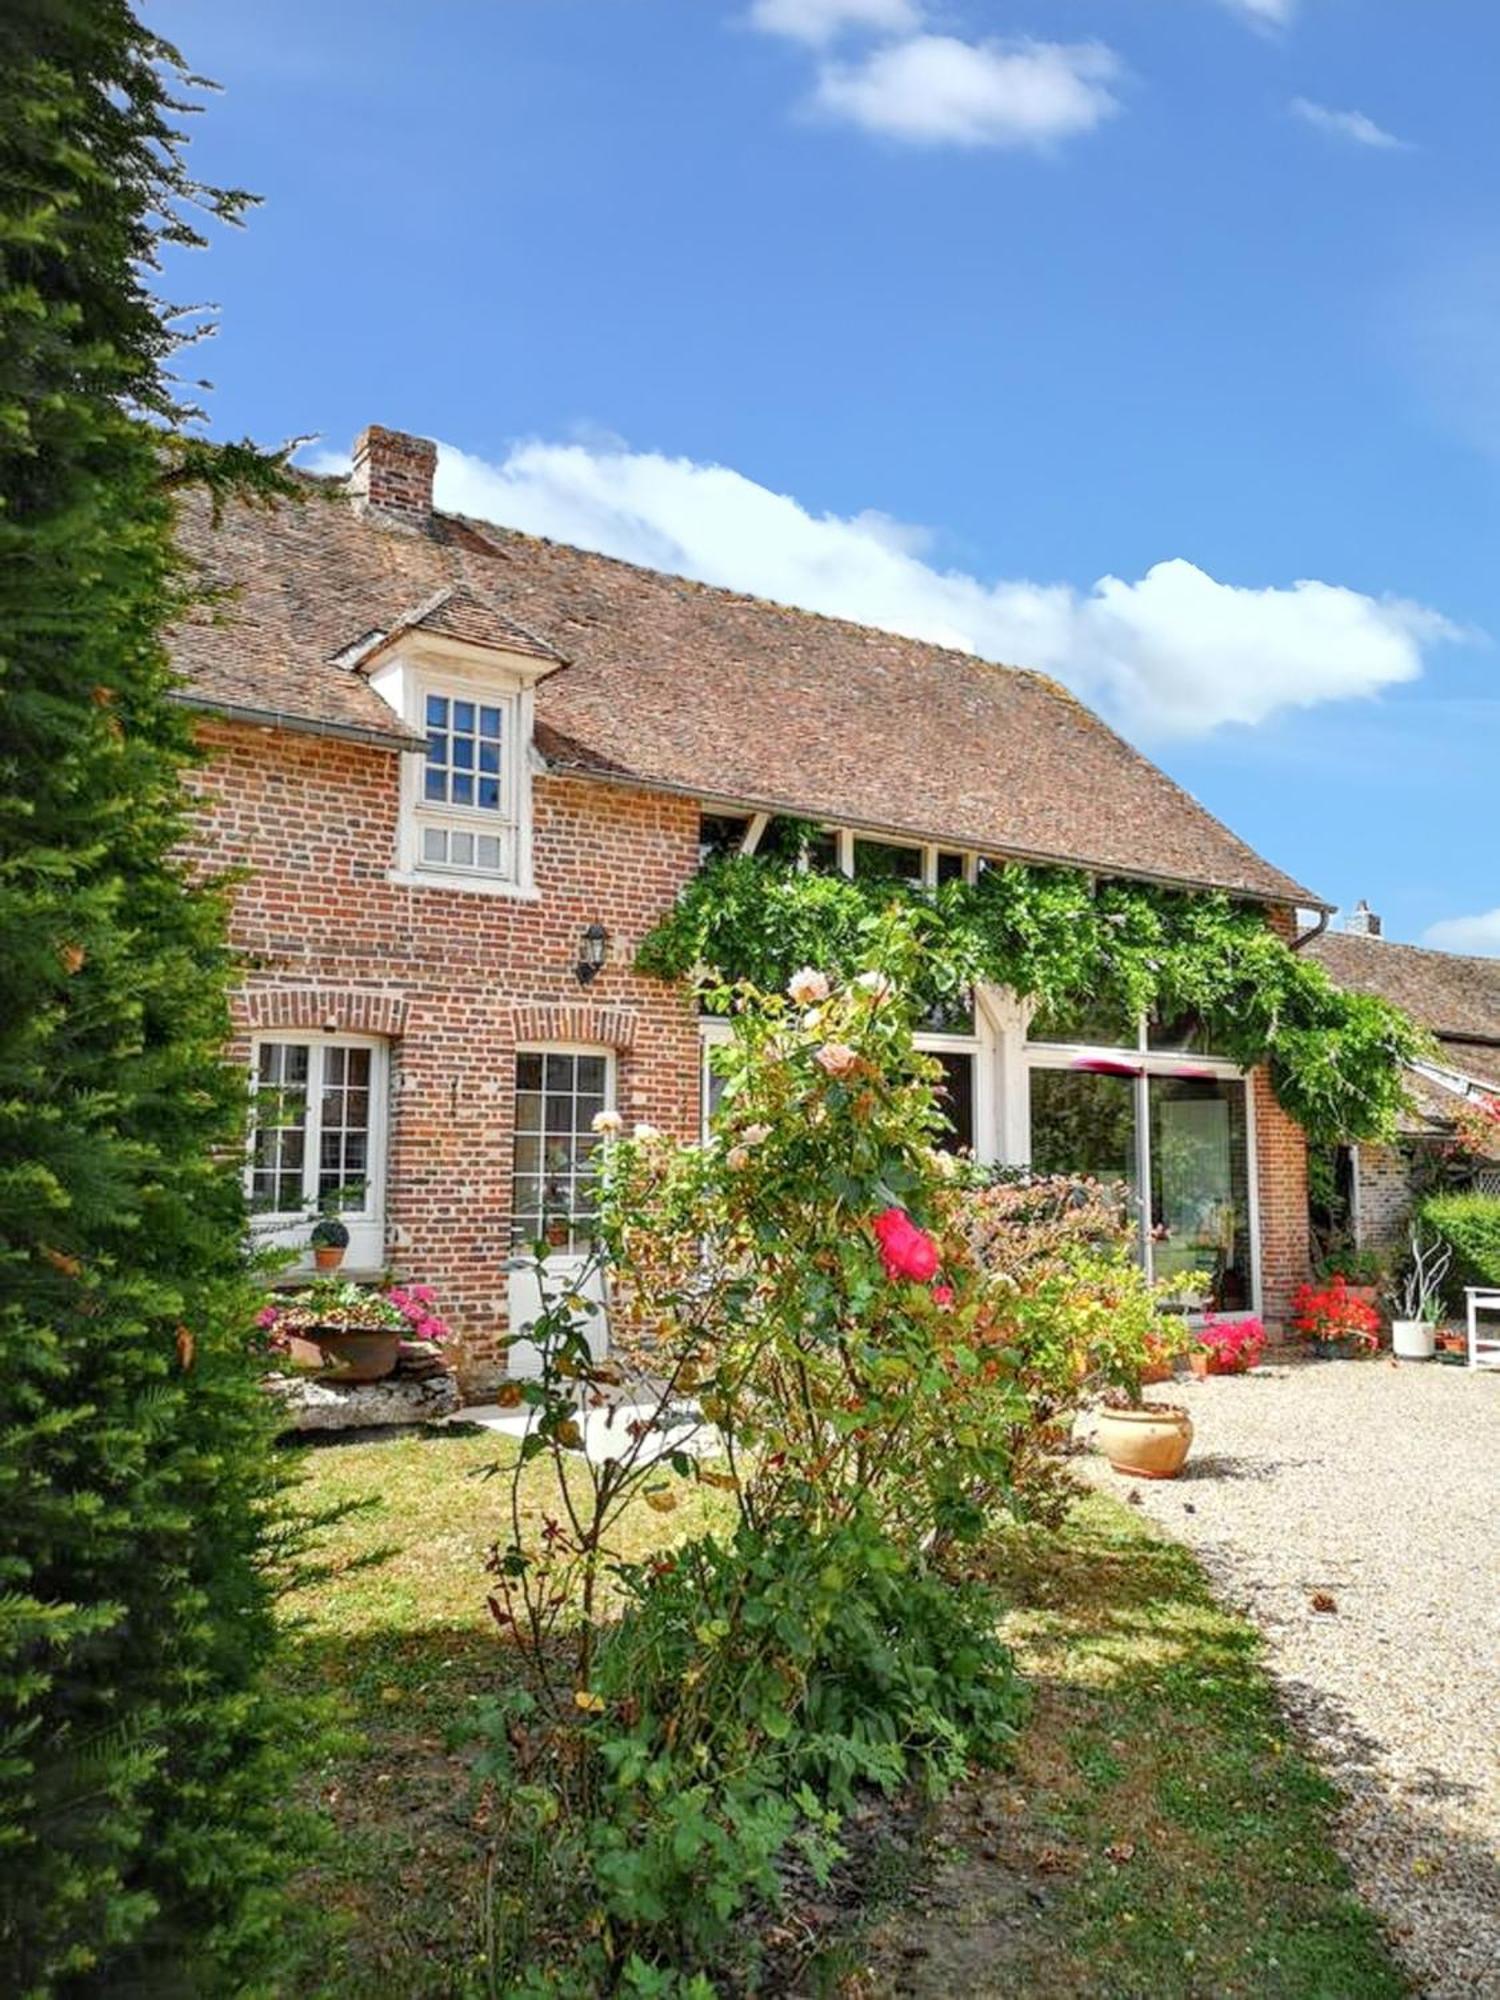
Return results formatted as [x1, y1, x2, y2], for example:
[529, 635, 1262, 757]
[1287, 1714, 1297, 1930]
[154, 0, 1500, 946]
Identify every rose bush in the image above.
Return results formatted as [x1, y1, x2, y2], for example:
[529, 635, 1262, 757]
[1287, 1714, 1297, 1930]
[477, 945, 1031, 1989]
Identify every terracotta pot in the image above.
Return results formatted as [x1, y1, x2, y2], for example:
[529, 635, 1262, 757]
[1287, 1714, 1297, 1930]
[1096, 1404, 1194, 1480]
[313, 1243, 346, 1272]
[310, 1328, 399, 1382]
[1188, 1350, 1212, 1380]
[1435, 1331, 1466, 1357]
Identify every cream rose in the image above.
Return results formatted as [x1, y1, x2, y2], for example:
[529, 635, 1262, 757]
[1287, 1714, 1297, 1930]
[787, 967, 830, 1005]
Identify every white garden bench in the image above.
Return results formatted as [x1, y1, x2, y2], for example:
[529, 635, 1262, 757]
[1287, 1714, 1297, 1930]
[1463, 1287, 1500, 1370]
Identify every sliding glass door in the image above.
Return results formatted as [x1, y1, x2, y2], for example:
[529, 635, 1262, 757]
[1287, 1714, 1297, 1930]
[1028, 1038, 1256, 1313]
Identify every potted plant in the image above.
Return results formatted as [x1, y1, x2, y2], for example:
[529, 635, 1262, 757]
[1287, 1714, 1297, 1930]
[1389, 1226, 1452, 1361]
[1315, 1242, 1384, 1313]
[1091, 1286, 1195, 1480]
[258, 1280, 450, 1382]
[310, 1213, 350, 1272]
[1292, 1276, 1382, 1358]
[1189, 1313, 1267, 1377]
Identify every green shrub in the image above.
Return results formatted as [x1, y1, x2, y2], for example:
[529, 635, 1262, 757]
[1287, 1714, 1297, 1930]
[474, 1517, 1019, 1991]
[1417, 1193, 1500, 1302]
[0, 10, 305, 1990]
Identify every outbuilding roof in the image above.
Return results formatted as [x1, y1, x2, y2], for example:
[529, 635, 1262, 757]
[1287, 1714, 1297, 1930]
[171, 472, 1323, 907]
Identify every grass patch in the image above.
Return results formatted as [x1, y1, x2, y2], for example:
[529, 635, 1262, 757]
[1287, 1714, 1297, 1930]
[278, 1436, 1404, 1998]
[277, 1425, 728, 1998]
[860, 1490, 1407, 1998]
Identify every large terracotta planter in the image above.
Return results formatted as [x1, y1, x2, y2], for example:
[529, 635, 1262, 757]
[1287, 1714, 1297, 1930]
[309, 1328, 399, 1382]
[1096, 1403, 1194, 1480]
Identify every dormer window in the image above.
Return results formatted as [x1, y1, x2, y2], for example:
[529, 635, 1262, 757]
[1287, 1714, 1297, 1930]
[349, 583, 566, 898]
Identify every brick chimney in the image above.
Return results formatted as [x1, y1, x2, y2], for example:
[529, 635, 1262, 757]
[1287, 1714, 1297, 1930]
[1346, 898, 1383, 938]
[348, 424, 437, 532]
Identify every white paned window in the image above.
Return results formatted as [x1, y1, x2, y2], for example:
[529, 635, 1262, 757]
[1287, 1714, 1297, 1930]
[512, 1049, 612, 1256]
[248, 1036, 388, 1269]
[414, 683, 520, 883]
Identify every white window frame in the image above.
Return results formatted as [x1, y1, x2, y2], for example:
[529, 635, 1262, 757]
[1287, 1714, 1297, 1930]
[507, 1044, 616, 1377]
[510, 1043, 617, 1259]
[369, 639, 545, 899]
[247, 1032, 389, 1274]
[1019, 1012, 1262, 1319]
[700, 1018, 732, 1143]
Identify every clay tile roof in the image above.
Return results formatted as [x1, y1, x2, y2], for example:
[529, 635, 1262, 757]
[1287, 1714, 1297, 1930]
[350, 582, 566, 669]
[1309, 931, 1500, 1053]
[170, 474, 1322, 907]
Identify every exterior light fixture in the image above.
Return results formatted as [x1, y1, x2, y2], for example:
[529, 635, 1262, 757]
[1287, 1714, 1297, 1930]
[576, 923, 608, 986]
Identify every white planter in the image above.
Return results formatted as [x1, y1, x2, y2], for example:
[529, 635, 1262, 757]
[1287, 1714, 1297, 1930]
[1391, 1319, 1435, 1361]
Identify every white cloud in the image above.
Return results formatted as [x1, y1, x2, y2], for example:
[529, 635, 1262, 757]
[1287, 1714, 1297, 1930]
[812, 33, 1121, 149]
[342, 434, 1459, 739]
[1422, 909, 1500, 956]
[747, 0, 921, 45]
[1291, 97, 1409, 151]
[1220, 0, 1296, 25]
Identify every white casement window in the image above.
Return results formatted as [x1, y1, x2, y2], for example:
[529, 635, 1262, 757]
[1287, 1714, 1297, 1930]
[367, 644, 542, 896]
[511, 1048, 614, 1257]
[415, 685, 522, 880]
[247, 1035, 389, 1270]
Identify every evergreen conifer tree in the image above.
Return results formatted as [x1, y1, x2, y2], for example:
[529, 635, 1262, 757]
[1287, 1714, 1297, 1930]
[1, 5, 301, 1988]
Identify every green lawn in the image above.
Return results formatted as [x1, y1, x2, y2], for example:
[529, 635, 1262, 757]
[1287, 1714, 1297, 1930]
[278, 1431, 1406, 1999]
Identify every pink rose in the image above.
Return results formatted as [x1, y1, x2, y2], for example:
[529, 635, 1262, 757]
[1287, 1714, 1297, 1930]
[873, 1207, 940, 1284]
[815, 1042, 859, 1078]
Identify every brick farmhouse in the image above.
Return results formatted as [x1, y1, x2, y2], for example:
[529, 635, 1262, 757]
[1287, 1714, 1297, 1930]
[174, 425, 1324, 1385]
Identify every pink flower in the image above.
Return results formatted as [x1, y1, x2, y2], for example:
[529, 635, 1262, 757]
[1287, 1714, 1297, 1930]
[256, 1305, 280, 1329]
[815, 1041, 859, 1078]
[932, 1284, 955, 1309]
[873, 1207, 941, 1284]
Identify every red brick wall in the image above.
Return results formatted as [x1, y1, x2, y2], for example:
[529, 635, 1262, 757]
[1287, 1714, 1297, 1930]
[1253, 1064, 1311, 1332]
[1253, 905, 1313, 1331]
[187, 719, 701, 1385]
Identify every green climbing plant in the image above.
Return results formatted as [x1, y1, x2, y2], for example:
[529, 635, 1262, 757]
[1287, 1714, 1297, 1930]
[636, 855, 1424, 1145]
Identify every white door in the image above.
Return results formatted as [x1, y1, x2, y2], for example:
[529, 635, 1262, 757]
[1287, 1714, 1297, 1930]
[506, 1046, 613, 1378]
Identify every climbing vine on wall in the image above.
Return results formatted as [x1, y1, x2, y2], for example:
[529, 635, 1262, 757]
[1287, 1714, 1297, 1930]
[636, 855, 1426, 1145]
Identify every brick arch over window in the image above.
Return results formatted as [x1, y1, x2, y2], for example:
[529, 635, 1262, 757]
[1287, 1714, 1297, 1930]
[506, 1003, 640, 1051]
[233, 986, 409, 1040]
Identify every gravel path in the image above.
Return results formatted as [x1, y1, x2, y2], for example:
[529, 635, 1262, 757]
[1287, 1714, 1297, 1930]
[1087, 1359, 1500, 1999]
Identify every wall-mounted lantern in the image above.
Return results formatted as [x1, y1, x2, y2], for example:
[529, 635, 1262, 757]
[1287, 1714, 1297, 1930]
[576, 922, 608, 986]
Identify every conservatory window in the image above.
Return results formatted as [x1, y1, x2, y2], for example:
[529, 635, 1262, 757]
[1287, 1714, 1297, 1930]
[1025, 1024, 1256, 1313]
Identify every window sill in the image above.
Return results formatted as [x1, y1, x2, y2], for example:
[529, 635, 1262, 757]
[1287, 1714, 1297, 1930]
[387, 869, 540, 901]
[263, 1263, 388, 1289]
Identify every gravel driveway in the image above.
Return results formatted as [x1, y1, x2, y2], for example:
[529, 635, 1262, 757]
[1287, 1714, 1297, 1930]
[1088, 1360, 1500, 1999]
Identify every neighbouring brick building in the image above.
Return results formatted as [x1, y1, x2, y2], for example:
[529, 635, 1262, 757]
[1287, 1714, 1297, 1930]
[1310, 910, 1500, 1260]
[174, 424, 1323, 1384]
